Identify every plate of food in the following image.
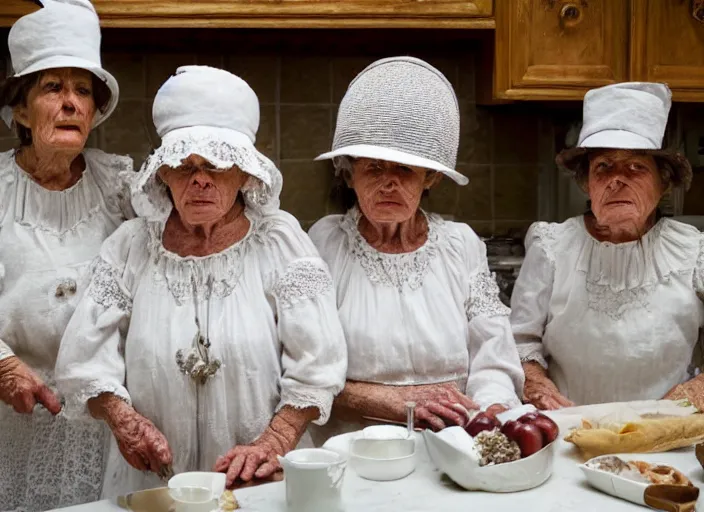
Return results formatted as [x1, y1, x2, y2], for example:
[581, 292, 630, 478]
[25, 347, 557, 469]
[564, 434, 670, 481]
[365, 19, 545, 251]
[579, 455, 699, 510]
[423, 410, 558, 492]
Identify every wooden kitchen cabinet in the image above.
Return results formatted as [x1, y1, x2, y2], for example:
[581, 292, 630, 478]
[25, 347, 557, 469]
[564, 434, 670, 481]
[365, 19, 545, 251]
[631, 0, 704, 102]
[0, 0, 495, 29]
[493, 0, 630, 100]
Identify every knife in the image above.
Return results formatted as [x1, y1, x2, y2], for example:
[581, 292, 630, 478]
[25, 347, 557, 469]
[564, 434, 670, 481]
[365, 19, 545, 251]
[644, 484, 699, 512]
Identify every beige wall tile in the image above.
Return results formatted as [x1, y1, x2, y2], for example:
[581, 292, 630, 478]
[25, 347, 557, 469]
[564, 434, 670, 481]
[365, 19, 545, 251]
[256, 104, 277, 162]
[101, 99, 153, 163]
[279, 160, 334, 223]
[225, 55, 278, 104]
[423, 175, 459, 216]
[196, 54, 225, 70]
[0, 138, 17, 153]
[494, 220, 533, 238]
[455, 164, 492, 220]
[281, 56, 331, 104]
[458, 102, 492, 164]
[493, 110, 541, 164]
[331, 57, 374, 104]
[280, 105, 331, 160]
[146, 53, 196, 98]
[456, 52, 476, 101]
[494, 165, 539, 220]
[466, 220, 493, 238]
[103, 53, 145, 100]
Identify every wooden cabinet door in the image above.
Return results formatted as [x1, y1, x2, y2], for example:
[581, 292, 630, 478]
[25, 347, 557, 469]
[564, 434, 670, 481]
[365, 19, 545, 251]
[494, 0, 629, 100]
[631, 0, 704, 101]
[0, 1, 494, 28]
[0, 0, 39, 26]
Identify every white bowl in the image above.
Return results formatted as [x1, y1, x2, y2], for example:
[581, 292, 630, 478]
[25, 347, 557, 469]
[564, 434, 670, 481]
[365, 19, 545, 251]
[423, 429, 555, 492]
[579, 455, 651, 506]
[167, 472, 225, 512]
[350, 438, 416, 481]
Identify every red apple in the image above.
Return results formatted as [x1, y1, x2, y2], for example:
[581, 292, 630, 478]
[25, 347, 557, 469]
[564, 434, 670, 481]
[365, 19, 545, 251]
[506, 423, 543, 458]
[466, 412, 500, 437]
[517, 412, 541, 423]
[500, 420, 522, 440]
[531, 415, 559, 445]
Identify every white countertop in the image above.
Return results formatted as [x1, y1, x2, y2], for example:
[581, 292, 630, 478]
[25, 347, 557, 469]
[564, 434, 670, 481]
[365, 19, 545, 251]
[53, 401, 704, 512]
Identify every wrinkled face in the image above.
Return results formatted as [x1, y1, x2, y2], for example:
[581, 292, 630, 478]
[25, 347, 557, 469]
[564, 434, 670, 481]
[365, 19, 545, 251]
[13, 68, 97, 152]
[158, 154, 249, 226]
[587, 149, 664, 229]
[347, 158, 441, 223]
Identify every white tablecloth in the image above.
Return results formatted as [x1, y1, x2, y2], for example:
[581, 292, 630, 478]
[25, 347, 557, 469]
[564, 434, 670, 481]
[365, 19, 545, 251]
[52, 401, 704, 512]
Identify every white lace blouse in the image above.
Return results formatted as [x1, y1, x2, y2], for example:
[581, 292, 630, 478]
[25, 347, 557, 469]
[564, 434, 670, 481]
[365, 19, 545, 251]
[511, 215, 704, 406]
[55, 209, 347, 499]
[0, 148, 133, 511]
[309, 208, 524, 413]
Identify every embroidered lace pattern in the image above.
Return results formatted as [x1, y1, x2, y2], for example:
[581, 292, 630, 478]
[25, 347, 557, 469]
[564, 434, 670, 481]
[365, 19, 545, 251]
[517, 343, 549, 369]
[0, 406, 107, 511]
[465, 270, 511, 321]
[61, 381, 132, 421]
[342, 208, 441, 292]
[131, 137, 283, 221]
[88, 258, 133, 312]
[528, 222, 559, 265]
[272, 259, 333, 308]
[146, 217, 267, 304]
[277, 385, 334, 425]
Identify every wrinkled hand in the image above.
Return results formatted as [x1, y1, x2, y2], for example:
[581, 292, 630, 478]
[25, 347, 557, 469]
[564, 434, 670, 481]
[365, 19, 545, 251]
[0, 356, 61, 415]
[104, 401, 173, 475]
[396, 382, 478, 431]
[485, 404, 509, 418]
[214, 433, 284, 489]
[664, 375, 704, 411]
[523, 362, 574, 411]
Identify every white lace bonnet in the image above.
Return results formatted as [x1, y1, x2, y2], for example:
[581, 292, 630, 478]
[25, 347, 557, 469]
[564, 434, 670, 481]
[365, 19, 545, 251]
[316, 56, 468, 186]
[131, 65, 283, 221]
[1, 0, 119, 128]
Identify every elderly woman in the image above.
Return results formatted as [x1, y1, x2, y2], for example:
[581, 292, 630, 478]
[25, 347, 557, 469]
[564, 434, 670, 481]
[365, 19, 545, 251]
[55, 65, 347, 497]
[309, 57, 523, 439]
[0, 1, 132, 510]
[511, 82, 704, 410]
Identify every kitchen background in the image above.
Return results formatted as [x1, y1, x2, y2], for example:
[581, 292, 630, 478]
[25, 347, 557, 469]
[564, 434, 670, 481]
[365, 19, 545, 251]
[1, 29, 702, 301]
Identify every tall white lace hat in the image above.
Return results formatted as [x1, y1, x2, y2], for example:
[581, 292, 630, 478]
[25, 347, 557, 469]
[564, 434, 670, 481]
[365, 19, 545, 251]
[316, 56, 468, 186]
[131, 65, 282, 221]
[557, 82, 692, 190]
[0, 0, 119, 128]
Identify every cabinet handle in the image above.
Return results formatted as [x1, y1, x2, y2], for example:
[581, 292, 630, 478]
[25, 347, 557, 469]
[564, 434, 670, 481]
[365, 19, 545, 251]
[694, 0, 704, 24]
[559, 3, 583, 28]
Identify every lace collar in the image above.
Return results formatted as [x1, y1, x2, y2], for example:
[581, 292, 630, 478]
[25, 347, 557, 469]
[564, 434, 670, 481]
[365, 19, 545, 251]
[340, 206, 443, 291]
[146, 208, 263, 304]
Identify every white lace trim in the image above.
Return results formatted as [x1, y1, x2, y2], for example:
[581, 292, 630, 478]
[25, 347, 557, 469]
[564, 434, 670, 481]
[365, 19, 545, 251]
[272, 258, 333, 309]
[341, 207, 442, 292]
[88, 258, 133, 312]
[465, 270, 511, 321]
[0, 338, 14, 361]
[131, 136, 283, 221]
[277, 386, 334, 426]
[530, 217, 700, 319]
[147, 211, 264, 303]
[5, 149, 132, 237]
[517, 342, 548, 369]
[60, 382, 132, 421]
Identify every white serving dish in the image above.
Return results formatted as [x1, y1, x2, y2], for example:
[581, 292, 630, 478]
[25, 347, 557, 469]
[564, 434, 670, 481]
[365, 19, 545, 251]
[579, 456, 648, 506]
[423, 428, 555, 492]
[350, 437, 417, 481]
[167, 472, 225, 512]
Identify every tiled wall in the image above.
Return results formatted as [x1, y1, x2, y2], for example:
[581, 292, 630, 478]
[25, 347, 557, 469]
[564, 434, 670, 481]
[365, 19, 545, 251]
[0, 29, 590, 237]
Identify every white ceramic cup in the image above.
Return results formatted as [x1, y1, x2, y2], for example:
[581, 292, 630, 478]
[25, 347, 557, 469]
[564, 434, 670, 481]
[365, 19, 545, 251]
[167, 472, 226, 512]
[278, 448, 347, 512]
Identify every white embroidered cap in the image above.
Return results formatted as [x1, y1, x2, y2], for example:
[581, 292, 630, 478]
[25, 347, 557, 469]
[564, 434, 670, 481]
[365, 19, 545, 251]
[131, 65, 282, 221]
[316, 56, 467, 185]
[557, 82, 692, 189]
[1, 0, 119, 128]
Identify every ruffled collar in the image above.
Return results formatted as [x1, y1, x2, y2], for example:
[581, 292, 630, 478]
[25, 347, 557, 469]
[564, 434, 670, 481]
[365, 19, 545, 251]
[340, 206, 443, 291]
[8, 150, 105, 236]
[572, 216, 699, 291]
[146, 208, 263, 304]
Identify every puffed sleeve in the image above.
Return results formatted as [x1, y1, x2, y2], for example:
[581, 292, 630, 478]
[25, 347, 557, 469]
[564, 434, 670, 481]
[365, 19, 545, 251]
[261, 211, 348, 425]
[694, 234, 704, 302]
[509, 222, 555, 369]
[0, 339, 13, 362]
[55, 219, 146, 418]
[456, 224, 523, 410]
[84, 148, 136, 220]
